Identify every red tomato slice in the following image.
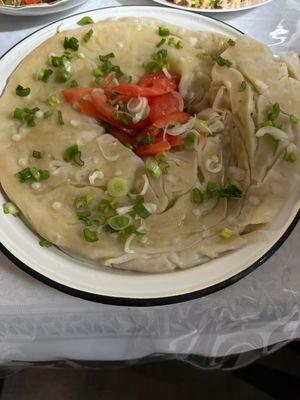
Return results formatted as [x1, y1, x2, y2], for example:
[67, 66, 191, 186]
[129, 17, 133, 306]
[113, 74, 177, 98]
[149, 92, 182, 123]
[108, 128, 135, 146]
[77, 100, 99, 119]
[154, 112, 190, 129]
[62, 87, 92, 104]
[136, 141, 171, 156]
[167, 135, 184, 148]
[138, 72, 180, 88]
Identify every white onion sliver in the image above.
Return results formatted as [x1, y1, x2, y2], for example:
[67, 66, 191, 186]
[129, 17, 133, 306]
[162, 68, 172, 79]
[205, 155, 223, 174]
[89, 170, 104, 185]
[124, 234, 136, 254]
[97, 138, 120, 161]
[127, 97, 148, 114]
[144, 203, 157, 214]
[256, 126, 288, 141]
[168, 116, 196, 136]
[171, 91, 184, 112]
[116, 205, 134, 215]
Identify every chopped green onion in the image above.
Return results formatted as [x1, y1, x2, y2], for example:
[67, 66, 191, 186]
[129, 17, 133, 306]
[98, 199, 112, 213]
[136, 134, 154, 145]
[144, 49, 169, 72]
[77, 16, 94, 25]
[77, 52, 85, 59]
[48, 95, 60, 106]
[210, 54, 232, 68]
[16, 84, 31, 97]
[57, 110, 64, 125]
[227, 38, 236, 47]
[260, 120, 273, 128]
[37, 69, 53, 83]
[107, 214, 132, 231]
[270, 136, 279, 155]
[265, 102, 280, 122]
[184, 131, 198, 150]
[156, 38, 166, 48]
[39, 239, 53, 248]
[44, 110, 54, 119]
[219, 181, 243, 198]
[77, 211, 92, 226]
[147, 162, 162, 178]
[107, 177, 129, 198]
[240, 81, 247, 92]
[32, 150, 42, 159]
[67, 79, 79, 88]
[110, 198, 120, 210]
[3, 202, 19, 217]
[57, 67, 71, 83]
[63, 144, 84, 167]
[64, 36, 79, 51]
[155, 152, 169, 175]
[220, 228, 234, 239]
[17, 167, 32, 182]
[86, 193, 94, 203]
[167, 37, 183, 49]
[83, 28, 93, 43]
[206, 181, 220, 197]
[50, 53, 72, 68]
[29, 167, 50, 182]
[196, 52, 207, 60]
[74, 195, 90, 209]
[83, 228, 99, 242]
[12, 107, 39, 127]
[93, 67, 104, 77]
[158, 26, 171, 37]
[283, 150, 298, 163]
[290, 114, 299, 125]
[133, 195, 151, 219]
[93, 214, 107, 225]
[192, 188, 204, 205]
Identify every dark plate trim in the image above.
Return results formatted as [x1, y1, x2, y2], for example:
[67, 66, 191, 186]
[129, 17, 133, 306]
[0, 6, 297, 306]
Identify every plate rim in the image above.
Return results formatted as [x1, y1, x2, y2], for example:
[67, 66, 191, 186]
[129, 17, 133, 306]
[151, 0, 274, 13]
[0, 4, 298, 307]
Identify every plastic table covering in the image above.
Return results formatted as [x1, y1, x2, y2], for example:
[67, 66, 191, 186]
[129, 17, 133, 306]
[0, 0, 299, 368]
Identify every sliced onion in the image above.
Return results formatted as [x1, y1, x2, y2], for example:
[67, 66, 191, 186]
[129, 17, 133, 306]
[128, 174, 150, 198]
[124, 234, 136, 254]
[116, 205, 134, 215]
[97, 138, 120, 161]
[256, 126, 288, 141]
[127, 97, 148, 114]
[162, 68, 172, 79]
[208, 118, 225, 133]
[89, 170, 104, 185]
[171, 91, 184, 112]
[204, 155, 223, 174]
[144, 203, 157, 213]
[167, 116, 196, 136]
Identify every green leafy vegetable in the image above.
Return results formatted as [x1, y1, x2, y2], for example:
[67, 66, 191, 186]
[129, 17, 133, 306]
[16, 84, 31, 97]
[12, 107, 40, 127]
[144, 49, 169, 72]
[63, 144, 84, 167]
[83, 28, 93, 43]
[158, 26, 171, 37]
[64, 36, 79, 51]
[17, 167, 50, 183]
[77, 16, 94, 25]
[96, 52, 124, 78]
[57, 67, 71, 83]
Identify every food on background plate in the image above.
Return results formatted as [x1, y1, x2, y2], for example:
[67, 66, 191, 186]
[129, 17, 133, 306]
[167, 0, 252, 9]
[0, 0, 55, 5]
[0, 17, 299, 272]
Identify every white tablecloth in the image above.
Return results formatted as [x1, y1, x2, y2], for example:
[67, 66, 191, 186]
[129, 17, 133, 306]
[0, 0, 299, 364]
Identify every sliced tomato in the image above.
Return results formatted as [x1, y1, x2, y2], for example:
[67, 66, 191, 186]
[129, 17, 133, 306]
[154, 112, 190, 129]
[149, 92, 182, 123]
[136, 141, 171, 156]
[62, 87, 92, 104]
[138, 72, 180, 88]
[77, 100, 99, 119]
[113, 73, 177, 98]
[108, 128, 136, 146]
[167, 135, 184, 148]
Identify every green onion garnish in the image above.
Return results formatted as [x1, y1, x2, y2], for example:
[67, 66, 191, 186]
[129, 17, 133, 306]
[83, 28, 93, 43]
[93, 214, 107, 225]
[37, 69, 53, 83]
[220, 228, 234, 239]
[192, 188, 204, 205]
[28, 167, 50, 182]
[93, 67, 103, 77]
[210, 54, 232, 68]
[147, 162, 162, 179]
[57, 67, 71, 83]
[77, 16, 94, 25]
[107, 214, 132, 231]
[44, 110, 54, 119]
[219, 181, 243, 198]
[97, 52, 124, 79]
[206, 181, 220, 197]
[184, 131, 198, 150]
[17, 167, 32, 182]
[64, 36, 79, 51]
[107, 177, 129, 198]
[133, 195, 151, 219]
[63, 144, 84, 167]
[16, 84, 31, 97]
[144, 49, 169, 72]
[32, 150, 42, 159]
[156, 38, 166, 48]
[110, 198, 120, 210]
[167, 37, 183, 49]
[50, 53, 72, 68]
[83, 228, 99, 242]
[240, 81, 247, 92]
[283, 150, 298, 163]
[155, 152, 169, 175]
[39, 239, 53, 248]
[3, 202, 19, 217]
[74, 193, 93, 209]
[48, 95, 60, 106]
[158, 26, 171, 37]
[290, 114, 299, 125]
[77, 211, 92, 226]
[98, 199, 112, 213]
[57, 110, 64, 126]
[227, 38, 236, 47]
[67, 80, 79, 88]
[12, 107, 39, 127]
[265, 102, 280, 122]
[136, 134, 155, 145]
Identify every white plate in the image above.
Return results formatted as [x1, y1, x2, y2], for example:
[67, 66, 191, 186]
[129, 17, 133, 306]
[152, 0, 274, 13]
[0, 6, 298, 306]
[0, 0, 87, 16]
